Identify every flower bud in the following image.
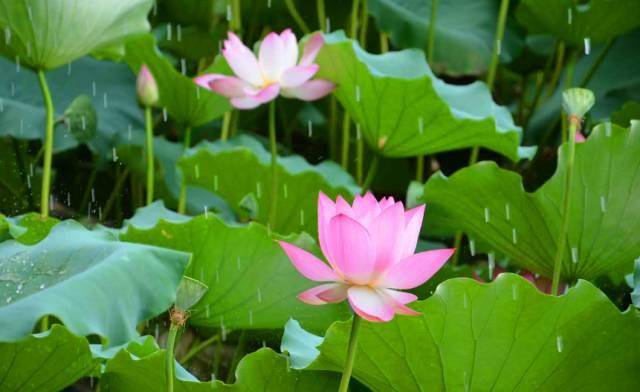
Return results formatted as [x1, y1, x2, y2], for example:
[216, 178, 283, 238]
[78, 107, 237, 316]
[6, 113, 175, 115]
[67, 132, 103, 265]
[136, 64, 159, 107]
[562, 88, 595, 119]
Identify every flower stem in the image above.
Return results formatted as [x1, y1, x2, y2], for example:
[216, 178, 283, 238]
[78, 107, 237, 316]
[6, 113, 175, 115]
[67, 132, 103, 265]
[426, 0, 438, 64]
[486, 0, 510, 91]
[221, 111, 232, 141]
[37, 70, 55, 218]
[551, 118, 579, 295]
[144, 106, 155, 205]
[361, 154, 379, 195]
[317, 0, 326, 31]
[268, 100, 278, 229]
[178, 127, 192, 214]
[338, 315, 362, 392]
[341, 112, 351, 170]
[166, 323, 180, 392]
[284, 0, 310, 34]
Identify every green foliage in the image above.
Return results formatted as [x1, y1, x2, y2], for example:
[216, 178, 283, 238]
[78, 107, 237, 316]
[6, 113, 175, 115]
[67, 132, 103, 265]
[0, 221, 190, 345]
[179, 134, 359, 236]
[289, 275, 640, 391]
[0, 0, 153, 70]
[316, 31, 534, 160]
[420, 124, 640, 281]
[0, 325, 97, 392]
[121, 206, 350, 332]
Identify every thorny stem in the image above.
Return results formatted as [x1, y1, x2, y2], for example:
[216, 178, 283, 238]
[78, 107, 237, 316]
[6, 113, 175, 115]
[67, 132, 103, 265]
[144, 106, 155, 205]
[37, 70, 55, 218]
[551, 117, 579, 295]
[267, 100, 278, 229]
[338, 315, 362, 392]
[177, 127, 192, 214]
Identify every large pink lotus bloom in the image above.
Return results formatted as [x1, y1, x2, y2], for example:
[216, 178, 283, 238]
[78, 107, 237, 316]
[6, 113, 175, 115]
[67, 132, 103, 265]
[195, 30, 334, 110]
[278, 192, 455, 322]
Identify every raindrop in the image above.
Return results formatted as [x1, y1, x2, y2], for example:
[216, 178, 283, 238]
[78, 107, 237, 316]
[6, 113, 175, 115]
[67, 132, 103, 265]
[4, 27, 10, 45]
[584, 38, 591, 55]
[92, 81, 97, 96]
[511, 284, 518, 300]
[326, 18, 331, 33]
[27, 5, 33, 21]
[469, 238, 476, 256]
[488, 252, 495, 279]
[556, 335, 563, 353]
[162, 108, 168, 122]
[205, 304, 210, 318]
[67, 192, 71, 206]
[418, 117, 424, 134]
[180, 58, 187, 75]
[81, 116, 86, 130]
[463, 293, 468, 308]
[166, 23, 172, 41]
[213, 175, 219, 191]
[236, 256, 241, 270]
[204, 206, 209, 218]
[605, 122, 612, 137]
[256, 181, 262, 198]
[215, 270, 220, 283]
[257, 288, 262, 303]
[300, 210, 305, 226]
[154, 324, 159, 341]
[226, 4, 232, 21]
[98, 207, 103, 221]
[27, 175, 31, 189]
[595, 195, 608, 214]
[196, 87, 201, 100]
[512, 228, 517, 244]
[283, 184, 288, 199]
[67, 62, 72, 76]
[484, 207, 490, 223]
[355, 85, 361, 102]
[571, 247, 579, 264]
[91, 188, 96, 202]
[505, 203, 511, 220]
[248, 310, 253, 326]
[128, 125, 133, 140]
[15, 56, 20, 72]
[567, 8, 573, 24]
[267, 0, 272, 7]
[112, 147, 118, 162]
[308, 120, 313, 137]
[220, 317, 227, 341]
[177, 24, 182, 42]
[496, 39, 502, 56]
[195, 164, 200, 179]
[40, 283, 45, 290]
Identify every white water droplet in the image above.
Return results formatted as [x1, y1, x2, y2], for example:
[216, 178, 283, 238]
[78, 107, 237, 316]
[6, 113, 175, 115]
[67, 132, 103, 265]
[584, 37, 591, 55]
[496, 39, 502, 56]
[257, 289, 262, 303]
[162, 108, 168, 122]
[355, 85, 361, 102]
[488, 252, 495, 279]
[256, 181, 262, 198]
[300, 210, 305, 226]
[512, 228, 517, 244]
[226, 5, 232, 21]
[213, 175, 219, 191]
[505, 203, 511, 220]
[166, 23, 172, 41]
[567, 8, 573, 24]
[418, 117, 424, 134]
[283, 184, 288, 199]
[195, 164, 200, 179]
[326, 18, 331, 33]
[463, 293, 468, 308]
[556, 335, 563, 353]
[204, 206, 209, 218]
[571, 247, 579, 264]
[511, 284, 518, 300]
[236, 256, 241, 270]
[484, 207, 490, 223]
[600, 196, 607, 212]
[469, 239, 476, 256]
[308, 120, 313, 137]
[605, 122, 612, 137]
[92, 81, 97, 97]
[177, 24, 182, 42]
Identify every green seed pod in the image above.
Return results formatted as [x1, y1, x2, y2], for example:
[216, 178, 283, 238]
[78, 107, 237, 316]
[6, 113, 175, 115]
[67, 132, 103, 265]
[562, 88, 595, 119]
[63, 95, 98, 143]
[175, 276, 208, 312]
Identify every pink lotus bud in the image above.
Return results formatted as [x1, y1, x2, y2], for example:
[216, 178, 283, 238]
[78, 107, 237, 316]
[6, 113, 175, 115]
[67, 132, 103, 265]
[278, 192, 454, 323]
[137, 64, 159, 107]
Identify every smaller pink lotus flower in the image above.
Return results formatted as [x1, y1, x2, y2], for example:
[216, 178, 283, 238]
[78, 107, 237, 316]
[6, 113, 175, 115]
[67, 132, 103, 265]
[278, 192, 455, 322]
[473, 265, 562, 294]
[137, 64, 159, 107]
[575, 131, 586, 143]
[195, 30, 334, 110]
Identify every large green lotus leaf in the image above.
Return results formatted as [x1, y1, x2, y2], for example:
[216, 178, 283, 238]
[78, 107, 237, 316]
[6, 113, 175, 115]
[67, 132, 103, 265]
[526, 31, 640, 143]
[125, 34, 230, 127]
[0, 325, 97, 392]
[368, 0, 523, 76]
[0, 55, 145, 157]
[0, 0, 152, 70]
[516, 0, 640, 45]
[290, 274, 640, 391]
[121, 210, 350, 332]
[100, 347, 339, 391]
[178, 134, 359, 236]
[0, 220, 190, 345]
[316, 31, 533, 160]
[3, 213, 58, 245]
[420, 123, 640, 282]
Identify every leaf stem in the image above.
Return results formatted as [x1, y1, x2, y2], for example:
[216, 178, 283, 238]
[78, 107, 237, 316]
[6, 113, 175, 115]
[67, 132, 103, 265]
[551, 118, 578, 295]
[37, 70, 55, 218]
[284, 0, 310, 34]
[317, 0, 326, 31]
[338, 315, 362, 392]
[180, 333, 220, 364]
[426, 0, 438, 64]
[226, 330, 247, 383]
[361, 154, 379, 195]
[144, 106, 155, 205]
[486, 0, 510, 91]
[268, 100, 278, 229]
[178, 127, 192, 214]
[103, 168, 130, 220]
[166, 323, 180, 392]
[341, 112, 351, 170]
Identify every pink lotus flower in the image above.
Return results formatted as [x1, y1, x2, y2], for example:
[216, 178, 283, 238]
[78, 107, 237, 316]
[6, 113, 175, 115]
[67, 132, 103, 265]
[575, 131, 586, 143]
[195, 30, 335, 109]
[278, 192, 455, 322]
[137, 64, 159, 107]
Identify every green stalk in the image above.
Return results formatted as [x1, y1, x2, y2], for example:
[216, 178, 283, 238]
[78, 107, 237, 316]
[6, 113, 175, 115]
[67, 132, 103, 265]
[358, 0, 369, 45]
[177, 127, 192, 214]
[180, 333, 220, 364]
[37, 70, 55, 218]
[338, 315, 362, 392]
[267, 100, 278, 228]
[103, 168, 130, 219]
[418, 0, 438, 182]
[416, 156, 424, 182]
[486, 0, 510, 90]
[546, 41, 566, 98]
[284, 0, 310, 33]
[356, 127, 364, 184]
[361, 154, 379, 194]
[550, 118, 578, 295]
[341, 113, 351, 170]
[379, 32, 389, 53]
[226, 330, 247, 383]
[329, 97, 338, 160]
[349, 0, 361, 38]
[165, 323, 180, 392]
[144, 106, 155, 205]
[317, 0, 326, 31]
[231, 0, 242, 33]
[221, 111, 232, 141]
[579, 39, 615, 87]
